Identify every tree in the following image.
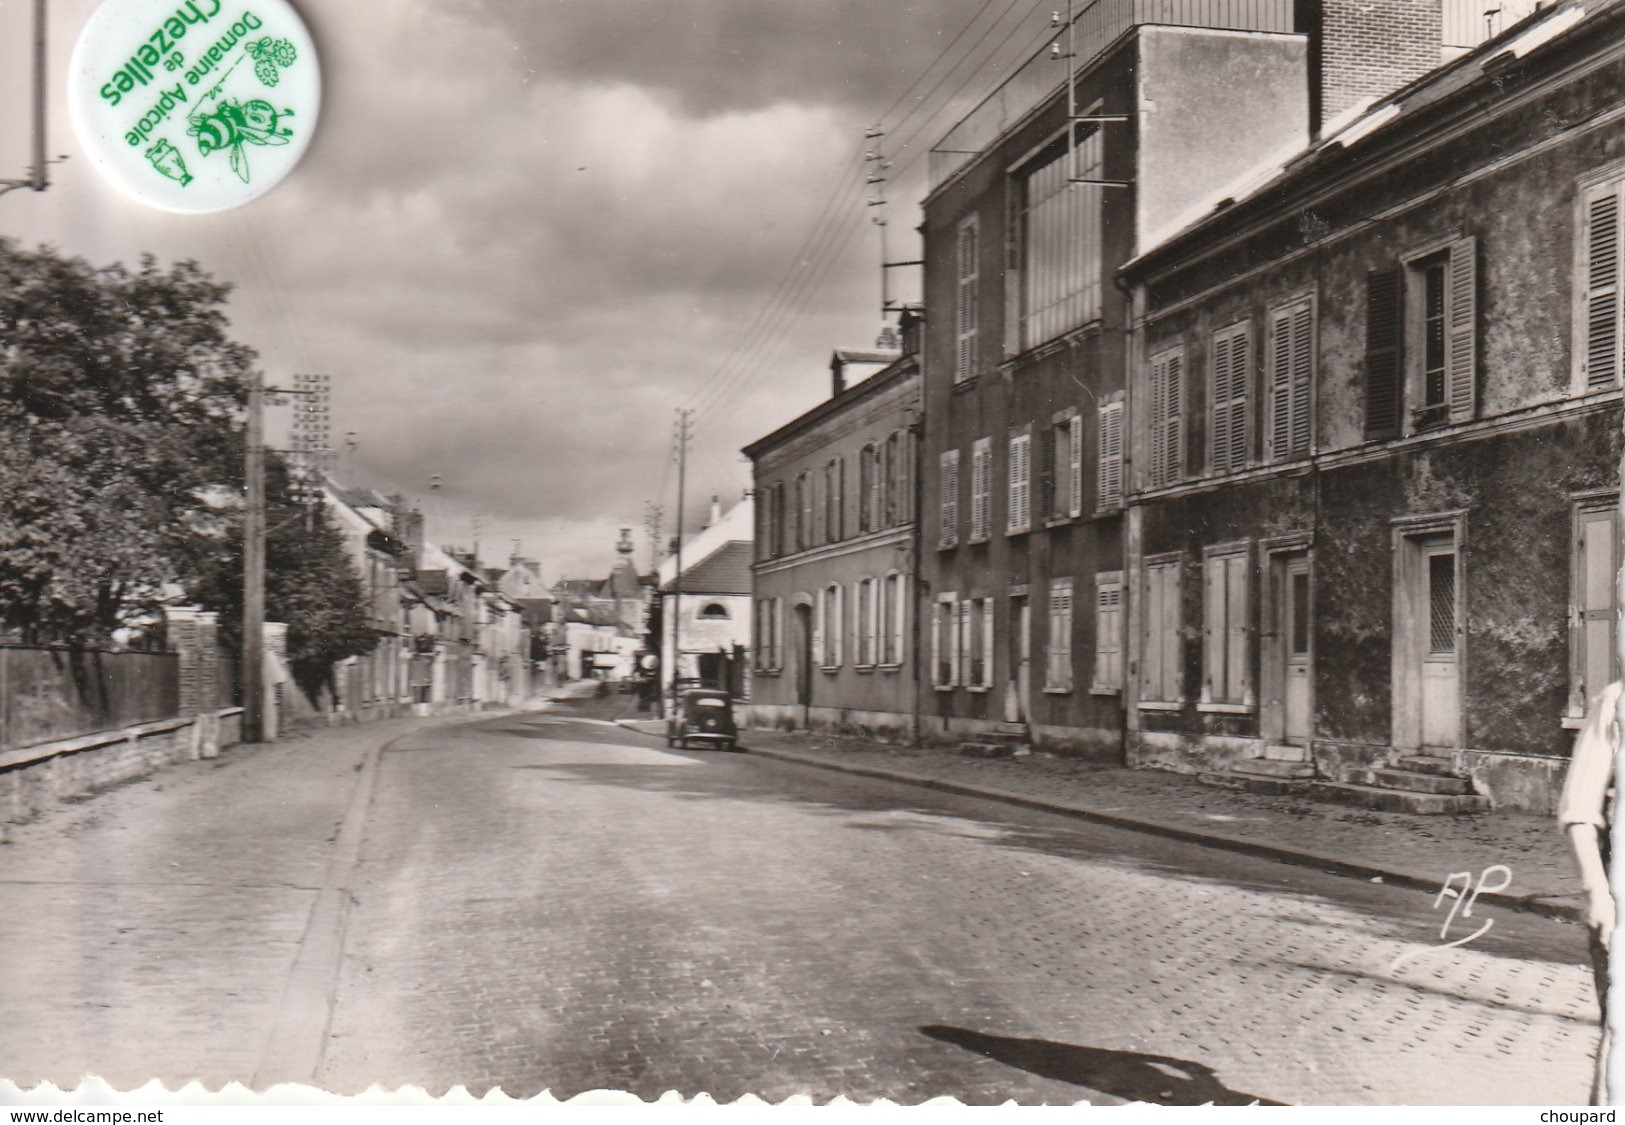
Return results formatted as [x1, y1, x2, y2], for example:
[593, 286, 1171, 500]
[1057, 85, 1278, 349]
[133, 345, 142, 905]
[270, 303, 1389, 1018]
[0, 239, 378, 696]
[0, 238, 250, 644]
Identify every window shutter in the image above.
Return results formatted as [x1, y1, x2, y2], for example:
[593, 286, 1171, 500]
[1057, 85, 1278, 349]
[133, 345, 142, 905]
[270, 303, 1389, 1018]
[1267, 309, 1293, 459]
[971, 442, 990, 540]
[1226, 553, 1250, 704]
[1582, 185, 1622, 389]
[1039, 424, 1056, 519]
[1008, 434, 1031, 532]
[1161, 563, 1182, 700]
[957, 220, 979, 381]
[1149, 356, 1169, 487]
[930, 599, 943, 685]
[1575, 506, 1620, 707]
[1365, 268, 1403, 439]
[1067, 414, 1084, 517]
[1446, 236, 1478, 421]
[1142, 566, 1164, 700]
[1094, 575, 1122, 691]
[1164, 353, 1183, 485]
[938, 450, 959, 547]
[1289, 304, 1313, 455]
[957, 599, 972, 686]
[1212, 333, 1234, 473]
[982, 600, 996, 689]
[1202, 556, 1224, 703]
[1097, 401, 1123, 510]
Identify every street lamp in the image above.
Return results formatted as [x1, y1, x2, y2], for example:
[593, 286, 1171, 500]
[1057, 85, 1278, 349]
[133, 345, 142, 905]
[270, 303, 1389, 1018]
[0, 0, 63, 199]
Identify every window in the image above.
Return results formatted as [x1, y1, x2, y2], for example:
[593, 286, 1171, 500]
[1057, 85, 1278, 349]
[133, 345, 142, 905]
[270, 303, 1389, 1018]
[754, 598, 781, 670]
[956, 215, 979, 382]
[970, 438, 992, 541]
[1210, 323, 1251, 474]
[1364, 237, 1477, 438]
[1045, 579, 1073, 692]
[793, 472, 813, 551]
[962, 598, 994, 689]
[1043, 412, 1083, 520]
[817, 584, 843, 668]
[823, 456, 844, 543]
[1579, 173, 1624, 390]
[1097, 398, 1124, 512]
[1093, 571, 1123, 692]
[1570, 496, 1621, 719]
[769, 483, 785, 557]
[700, 602, 729, 620]
[856, 577, 878, 666]
[859, 444, 880, 534]
[883, 430, 906, 527]
[938, 449, 960, 548]
[932, 592, 959, 688]
[1201, 546, 1252, 707]
[1147, 348, 1184, 488]
[1267, 299, 1312, 461]
[883, 572, 907, 665]
[1142, 557, 1183, 704]
[1017, 128, 1104, 350]
[1007, 430, 1031, 535]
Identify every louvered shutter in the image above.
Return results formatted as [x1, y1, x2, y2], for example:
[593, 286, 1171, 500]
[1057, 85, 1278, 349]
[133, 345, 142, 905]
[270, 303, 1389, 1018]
[1226, 553, 1249, 704]
[1212, 333, 1234, 473]
[1202, 556, 1225, 702]
[1161, 563, 1182, 700]
[1068, 414, 1084, 517]
[1097, 401, 1123, 510]
[1149, 356, 1169, 487]
[1582, 184, 1622, 389]
[1446, 237, 1478, 421]
[1289, 305, 1313, 455]
[1142, 566, 1164, 699]
[1094, 575, 1122, 691]
[938, 450, 959, 548]
[1008, 434, 1031, 532]
[1365, 268, 1403, 439]
[931, 599, 943, 685]
[968, 445, 981, 539]
[1163, 353, 1183, 485]
[1575, 506, 1620, 707]
[957, 220, 979, 381]
[982, 600, 995, 688]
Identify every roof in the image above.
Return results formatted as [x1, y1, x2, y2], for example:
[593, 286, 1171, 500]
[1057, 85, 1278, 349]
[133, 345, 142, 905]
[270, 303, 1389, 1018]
[831, 347, 899, 366]
[661, 541, 753, 595]
[415, 570, 450, 596]
[1125, 0, 1617, 273]
[742, 351, 919, 460]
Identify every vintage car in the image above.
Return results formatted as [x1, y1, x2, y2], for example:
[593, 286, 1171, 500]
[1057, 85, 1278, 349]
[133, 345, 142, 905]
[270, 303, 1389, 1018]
[666, 688, 738, 751]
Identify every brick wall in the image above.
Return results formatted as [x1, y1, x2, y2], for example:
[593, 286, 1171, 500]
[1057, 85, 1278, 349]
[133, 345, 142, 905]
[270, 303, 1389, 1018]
[1321, 0, 1444, 121]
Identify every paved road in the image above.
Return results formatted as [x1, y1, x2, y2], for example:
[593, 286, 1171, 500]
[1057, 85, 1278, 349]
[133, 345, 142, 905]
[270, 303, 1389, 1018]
[0, 702, 1598, 1104]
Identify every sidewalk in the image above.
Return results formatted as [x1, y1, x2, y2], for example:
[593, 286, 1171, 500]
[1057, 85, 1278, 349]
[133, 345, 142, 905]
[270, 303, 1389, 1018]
[614, 715, 1583, 921]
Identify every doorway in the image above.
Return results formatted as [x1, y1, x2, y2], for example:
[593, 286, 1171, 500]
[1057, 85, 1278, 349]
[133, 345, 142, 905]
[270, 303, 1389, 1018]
[1393, 529, 1462, 752]
[1262, 552, 1312, 756]
[793, 602, 813, 727]
[1004, 595, 1030, 724]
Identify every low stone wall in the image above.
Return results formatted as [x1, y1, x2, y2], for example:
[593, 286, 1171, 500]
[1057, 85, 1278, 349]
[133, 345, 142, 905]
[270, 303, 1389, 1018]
[0, 708, 241, 830]
[747, 703, 913, 742]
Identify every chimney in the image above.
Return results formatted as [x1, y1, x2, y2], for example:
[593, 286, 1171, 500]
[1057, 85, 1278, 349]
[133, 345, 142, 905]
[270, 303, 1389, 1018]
[395, 507, 425, 570]
[707, 495, 721, 529]
[1312, 0, 1444, 132]
[830, 352, 847, 398]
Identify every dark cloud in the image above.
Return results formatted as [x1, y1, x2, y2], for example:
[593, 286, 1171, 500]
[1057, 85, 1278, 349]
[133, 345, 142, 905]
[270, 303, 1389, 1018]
[448, 0, 994, 119]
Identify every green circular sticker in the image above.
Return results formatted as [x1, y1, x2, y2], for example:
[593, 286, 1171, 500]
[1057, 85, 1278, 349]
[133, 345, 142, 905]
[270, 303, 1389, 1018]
[67, 0, 320, 213]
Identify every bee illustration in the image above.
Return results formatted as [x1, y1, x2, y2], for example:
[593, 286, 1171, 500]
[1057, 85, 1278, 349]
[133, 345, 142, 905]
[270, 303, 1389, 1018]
[186, 98, 295, 183]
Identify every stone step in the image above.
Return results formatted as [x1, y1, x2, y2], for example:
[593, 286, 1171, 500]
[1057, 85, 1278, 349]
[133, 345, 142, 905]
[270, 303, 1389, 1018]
[1198, 770, 1306, 797]
[1395, 755, 1458, 777]
[1369, 768, 1474, 795]
[1305, 780, 1489, 815]
[1232, 758, 1315, 780]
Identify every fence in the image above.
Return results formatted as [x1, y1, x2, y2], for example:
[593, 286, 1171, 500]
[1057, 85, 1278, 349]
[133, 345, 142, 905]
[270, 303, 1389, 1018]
[0, 646, 180, 754]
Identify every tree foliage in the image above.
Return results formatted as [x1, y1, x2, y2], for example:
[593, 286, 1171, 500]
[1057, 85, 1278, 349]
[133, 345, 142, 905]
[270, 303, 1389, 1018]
[0, 238, 377, 688]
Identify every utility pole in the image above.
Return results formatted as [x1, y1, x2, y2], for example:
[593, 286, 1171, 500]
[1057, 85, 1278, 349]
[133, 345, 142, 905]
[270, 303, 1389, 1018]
[670, 408, 693, 705]
[243, 370, 266, 743]
[243, 372, 330, 743]
[2, 0, 55, 199]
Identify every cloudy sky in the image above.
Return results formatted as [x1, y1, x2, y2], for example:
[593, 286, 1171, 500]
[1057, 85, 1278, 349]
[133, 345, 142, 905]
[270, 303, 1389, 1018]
[0, 0, 1059, 580]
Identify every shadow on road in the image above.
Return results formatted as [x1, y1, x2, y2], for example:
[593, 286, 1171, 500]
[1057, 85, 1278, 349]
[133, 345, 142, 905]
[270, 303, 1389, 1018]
[918, 1025, 1284, 1106]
